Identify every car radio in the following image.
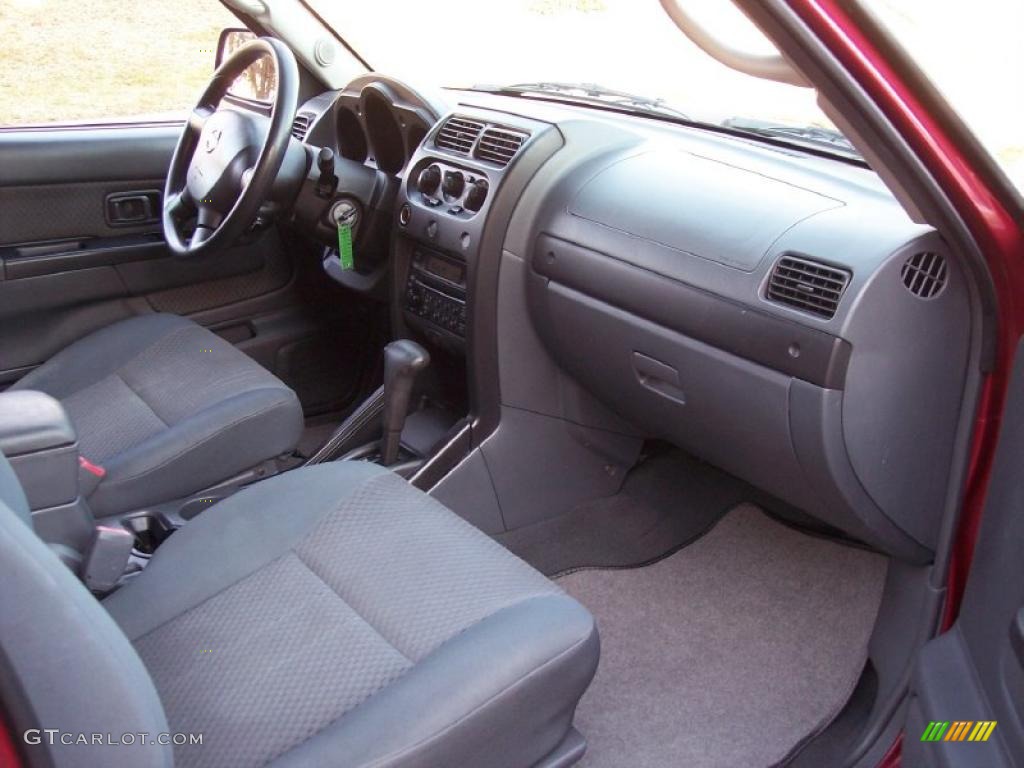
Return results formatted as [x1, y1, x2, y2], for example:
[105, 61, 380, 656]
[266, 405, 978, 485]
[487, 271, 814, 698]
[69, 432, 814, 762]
[404, 247, 467, 338]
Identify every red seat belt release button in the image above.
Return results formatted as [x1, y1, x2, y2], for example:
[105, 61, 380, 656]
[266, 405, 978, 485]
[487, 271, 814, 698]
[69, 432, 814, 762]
[79, 456, 106, 478]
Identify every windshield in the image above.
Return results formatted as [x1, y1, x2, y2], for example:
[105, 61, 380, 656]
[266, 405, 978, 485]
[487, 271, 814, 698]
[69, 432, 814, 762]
[862, 0, 1024, 195]
[304, 0, 854, 157]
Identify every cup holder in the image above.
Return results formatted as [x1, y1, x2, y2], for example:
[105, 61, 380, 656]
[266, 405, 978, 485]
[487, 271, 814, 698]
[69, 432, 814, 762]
[122, 514, 175, 555]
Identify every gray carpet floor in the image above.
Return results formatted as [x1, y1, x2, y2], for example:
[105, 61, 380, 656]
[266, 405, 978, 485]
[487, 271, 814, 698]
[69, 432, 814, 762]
[560, 504, 887, 768]
[497, 451, 758, 576]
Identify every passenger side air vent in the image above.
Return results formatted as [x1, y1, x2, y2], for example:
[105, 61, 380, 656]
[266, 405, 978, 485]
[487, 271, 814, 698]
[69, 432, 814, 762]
[475, 126, 529, 167]
[900, 252, 947, 298]
[766, 255, 851, 319]
[435, 116, 485, 155]
[291, 112, 314, 142]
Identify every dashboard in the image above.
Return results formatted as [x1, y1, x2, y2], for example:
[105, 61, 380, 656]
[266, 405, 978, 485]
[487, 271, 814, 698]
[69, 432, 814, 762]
[283, 75, 974, 566]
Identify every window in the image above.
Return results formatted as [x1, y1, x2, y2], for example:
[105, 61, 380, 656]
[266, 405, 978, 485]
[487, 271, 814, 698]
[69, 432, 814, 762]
[862, 0, 1024, 194]
[0, 0, 240, 126]
[220, 29, 278, 103]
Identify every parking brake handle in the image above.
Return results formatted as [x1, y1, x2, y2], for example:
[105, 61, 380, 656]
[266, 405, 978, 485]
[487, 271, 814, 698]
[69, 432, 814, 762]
[381, 340, 430, 466]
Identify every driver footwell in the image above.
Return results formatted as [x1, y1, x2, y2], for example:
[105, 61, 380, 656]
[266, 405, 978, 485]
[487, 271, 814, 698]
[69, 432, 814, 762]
[561, 505, 887, 768]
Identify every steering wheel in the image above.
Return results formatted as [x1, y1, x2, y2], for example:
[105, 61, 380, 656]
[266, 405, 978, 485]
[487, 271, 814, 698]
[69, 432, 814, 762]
[162, 37, 299, 257]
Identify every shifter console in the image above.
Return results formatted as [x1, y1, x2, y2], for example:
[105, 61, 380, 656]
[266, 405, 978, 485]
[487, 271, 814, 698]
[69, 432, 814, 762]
[381, 340, 430, 466]
[404, 246, 468, 339]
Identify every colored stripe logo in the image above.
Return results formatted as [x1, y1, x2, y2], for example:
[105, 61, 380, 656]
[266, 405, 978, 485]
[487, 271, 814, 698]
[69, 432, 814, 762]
[921, 721, 997, 742]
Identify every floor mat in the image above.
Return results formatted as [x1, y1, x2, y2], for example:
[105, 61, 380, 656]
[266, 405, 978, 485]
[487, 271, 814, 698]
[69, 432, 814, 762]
[560, 504, 887, 768]
[496, 451, 758, 576]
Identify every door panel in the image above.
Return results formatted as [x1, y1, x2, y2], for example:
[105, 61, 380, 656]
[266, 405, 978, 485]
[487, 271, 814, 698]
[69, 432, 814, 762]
[902, 336, 1024, 767]
[0, 125, 293, 383]
[0, 177, 168, 245]
[0, 126, 176, 245]
[0, 126, 178, 186]
[0, 124, 382, 417]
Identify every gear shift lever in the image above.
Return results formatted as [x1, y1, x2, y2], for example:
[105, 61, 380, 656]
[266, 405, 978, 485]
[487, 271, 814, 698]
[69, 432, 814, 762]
[381, 340, 430, 465]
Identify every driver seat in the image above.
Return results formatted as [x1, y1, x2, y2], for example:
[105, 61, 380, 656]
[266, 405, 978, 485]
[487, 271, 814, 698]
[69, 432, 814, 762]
[12, 312, 303, 517]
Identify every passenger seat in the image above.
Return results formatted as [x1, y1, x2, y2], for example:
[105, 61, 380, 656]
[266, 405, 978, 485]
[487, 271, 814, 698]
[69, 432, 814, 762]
[0, 454, 598, 768]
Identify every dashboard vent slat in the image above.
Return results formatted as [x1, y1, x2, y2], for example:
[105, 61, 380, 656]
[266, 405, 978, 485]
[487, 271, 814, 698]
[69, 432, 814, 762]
[291, 112, 314, 142]
[900, 252, 947, 298]
[766, 255, 851, 319]
[474, 126, 529, 167]
[435, 116, 485, 155]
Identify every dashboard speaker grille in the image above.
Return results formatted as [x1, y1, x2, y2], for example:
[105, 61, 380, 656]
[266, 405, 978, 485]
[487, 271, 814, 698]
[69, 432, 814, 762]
[767, 255, 851, 319]
[435, 116, 485, 155]
[474, 126, 529, 167]
[900, 252, 947, 298]
[291, 112, 314, 141]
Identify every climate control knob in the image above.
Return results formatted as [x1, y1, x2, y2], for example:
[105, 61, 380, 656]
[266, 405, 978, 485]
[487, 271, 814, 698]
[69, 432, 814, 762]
[442, 170, 465, 200]
[416, 164, 441, 195]
[464, 178, 489, 211]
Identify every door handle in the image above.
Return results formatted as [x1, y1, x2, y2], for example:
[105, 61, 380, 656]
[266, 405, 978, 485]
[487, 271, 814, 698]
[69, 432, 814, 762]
[105, 190, 162, 227]
[632, 351, 687, 405]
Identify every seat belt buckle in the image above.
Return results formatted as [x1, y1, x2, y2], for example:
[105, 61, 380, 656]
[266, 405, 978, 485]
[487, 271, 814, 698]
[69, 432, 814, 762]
[81, 525, 135, 593]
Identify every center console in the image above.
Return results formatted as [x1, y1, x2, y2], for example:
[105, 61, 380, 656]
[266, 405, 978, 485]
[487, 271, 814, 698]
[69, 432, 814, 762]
[388, 110, 555, 460]
[0, 391, 93, 558]
[0, 390, 139, 591]
[393, 113, 542, 354]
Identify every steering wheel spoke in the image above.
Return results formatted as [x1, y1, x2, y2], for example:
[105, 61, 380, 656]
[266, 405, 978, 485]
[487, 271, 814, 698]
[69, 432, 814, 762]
[188, 207, 224, 252]
[188, 225, 214, 250]
[195, 206, 224, 231]
[164, 189, 194, 221]
[188, 105, 215, 135]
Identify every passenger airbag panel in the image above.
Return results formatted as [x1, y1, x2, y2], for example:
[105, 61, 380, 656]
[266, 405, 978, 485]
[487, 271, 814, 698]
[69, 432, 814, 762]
[568, 150, 842, 271]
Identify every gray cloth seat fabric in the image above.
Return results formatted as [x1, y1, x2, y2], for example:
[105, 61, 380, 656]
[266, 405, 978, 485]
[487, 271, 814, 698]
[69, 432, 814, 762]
[0, 452, 174, 768]
[0, 453, 598, 768]
[12, 313, 303, 516]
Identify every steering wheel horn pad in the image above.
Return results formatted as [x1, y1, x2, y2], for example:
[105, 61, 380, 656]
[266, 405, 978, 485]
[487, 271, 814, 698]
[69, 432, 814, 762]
[188, 111, 262, 210]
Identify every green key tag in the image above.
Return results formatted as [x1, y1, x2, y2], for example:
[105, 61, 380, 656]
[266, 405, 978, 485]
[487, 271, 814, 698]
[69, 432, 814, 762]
[337, 223, 354, 271]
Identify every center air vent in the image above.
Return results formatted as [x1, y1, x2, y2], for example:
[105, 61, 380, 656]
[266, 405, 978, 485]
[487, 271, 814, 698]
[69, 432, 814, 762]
[474, 126, 529, 167]
[766, 255, 851, 319]
[291, 112, 314, 141]
[900, 252, 947, 298]
[435, 116, 484, 155]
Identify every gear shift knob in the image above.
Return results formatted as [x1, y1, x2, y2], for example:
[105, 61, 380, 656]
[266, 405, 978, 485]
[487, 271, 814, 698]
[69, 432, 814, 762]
[381, 340, 430, 465]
